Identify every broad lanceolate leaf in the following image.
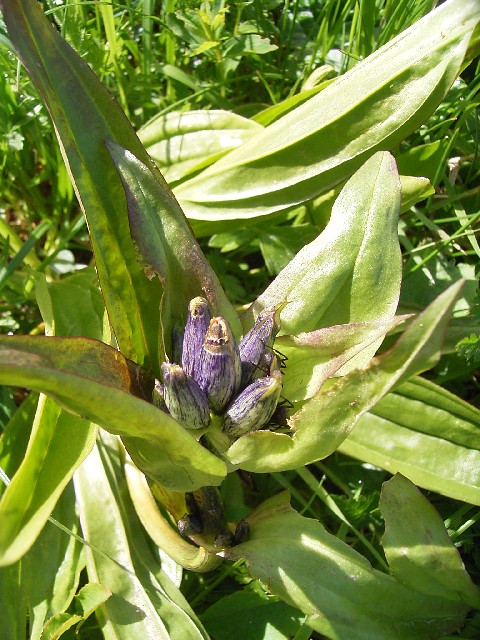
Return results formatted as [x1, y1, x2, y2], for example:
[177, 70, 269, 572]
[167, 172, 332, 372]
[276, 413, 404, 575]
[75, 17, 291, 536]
[138, 109, 262, 183]
[1, 0, 235, 373]
[74, 434, 210, 640]
[0, 335, 226, 491]
[175, 0, 480, 220]
[200, 590, 306, 640]
[21, 485, 85, 639]
[340, 377, 480, 504]
[372, 376, 480, 450]
[380, 474, 480, 609]
[1, 0, 163, 369]
[107, 143, 242, 348]
[243, 152, 402, 337]
[0, 396, 94, 568]
[225, 280, 463, 473]
[226, 493, 470, 640]
[74, 444, 172, 640]
[0, 274, 101, 566]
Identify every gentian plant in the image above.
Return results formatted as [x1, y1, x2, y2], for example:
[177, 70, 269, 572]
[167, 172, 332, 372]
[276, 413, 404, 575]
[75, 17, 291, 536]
[0, 1, 480, 638]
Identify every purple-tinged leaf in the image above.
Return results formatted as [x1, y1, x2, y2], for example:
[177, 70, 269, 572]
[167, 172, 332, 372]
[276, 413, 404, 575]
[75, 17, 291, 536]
[0, 335, 226, 491]
[107, 143, 242, 356]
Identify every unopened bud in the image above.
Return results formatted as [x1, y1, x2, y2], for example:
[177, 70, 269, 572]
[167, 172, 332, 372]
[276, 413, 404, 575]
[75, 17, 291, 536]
[196, 317, 241, 413]
[233, 520, 249, 545]
[239, 306, 281, 386]
[223, 369, 283, 438]
[182, 297, 211, 379]
[161, 362, 211, 429]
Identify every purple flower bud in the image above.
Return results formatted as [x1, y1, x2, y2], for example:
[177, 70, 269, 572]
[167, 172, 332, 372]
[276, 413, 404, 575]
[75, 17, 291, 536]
[239, 306, 281, 386]
[182, 297, 211, 379]
[161, 362, 211, 430]
[223, 369, 283, 438]
[196, 317, 241, 413]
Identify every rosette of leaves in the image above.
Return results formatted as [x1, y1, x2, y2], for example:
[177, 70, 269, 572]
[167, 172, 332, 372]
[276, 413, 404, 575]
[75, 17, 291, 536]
[0, 1, 479, 639]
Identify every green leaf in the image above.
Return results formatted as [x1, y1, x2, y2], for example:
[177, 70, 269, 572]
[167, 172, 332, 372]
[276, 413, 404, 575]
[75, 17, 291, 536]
[75, 444, 172, 639]
[380, 474, 480, 609]
[252, 83, 331, 127]
[258, 224, 319, 275]
[0, 273, 102, 566]
[0, 335, 226, 491]
[223, 34, 278, 56]
[23, 485, 85, 639]
[339, 377, 480, 504]
[277, 316, 410, 402]
[243, 152, 402, 336]
[227, 492, 470, 640]
[74, 582, 112, 619]
[139, 109, 261, 183]
[0, 562, 26, 640]
[74, 434, 210, 640]
[398, 175, 434, 211]
[0, 395, 95, 567]
[201, 591, 306, 640]
[41, 269, 105, 339]
[400, 252, 477, 317]
[371, 376, 480, 449]
[175, 0, 480, 220]
[40, 613, 82, 640]
[1, 0, 169, 370]
[224, 280, 463, 473]
[396, 140, 450, 184]
[456, 333, 480, 364]
[107, 142, 242, 347]
[0, 392, 38, 500]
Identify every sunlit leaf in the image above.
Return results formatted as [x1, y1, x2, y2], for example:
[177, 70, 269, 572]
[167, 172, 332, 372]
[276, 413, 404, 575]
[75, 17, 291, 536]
[225, 280, 463, 472]
[139, 110, 261, 183]
[74, 434, 210, 640]
[380, 474, 480, 608]
[227, 492, 470, 640]
[75, 583, 112, 619]
[340, 377, 480, 504]
[175, 0, 479, 221]
[243, 152, 402, 337]
[278, 316, 410, 402]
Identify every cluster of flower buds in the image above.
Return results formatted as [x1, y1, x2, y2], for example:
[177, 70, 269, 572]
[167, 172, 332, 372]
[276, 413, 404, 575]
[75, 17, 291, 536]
[156, 297, 284, 439]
